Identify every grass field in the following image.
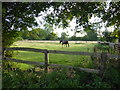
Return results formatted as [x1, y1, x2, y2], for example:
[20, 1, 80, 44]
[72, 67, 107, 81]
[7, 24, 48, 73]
[11, 41, 97, 70]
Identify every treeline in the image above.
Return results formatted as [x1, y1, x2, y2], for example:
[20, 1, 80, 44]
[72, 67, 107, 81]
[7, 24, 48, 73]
[21, 28, 58, 40]
[69, 30, 98, 41]
[20, 28, 117, 42]
[20, 28, 99, 41]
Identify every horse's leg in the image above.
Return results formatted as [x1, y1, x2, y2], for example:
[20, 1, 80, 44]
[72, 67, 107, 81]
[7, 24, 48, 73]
[68, 43, 69, 47]
[62, 44, 63, 48]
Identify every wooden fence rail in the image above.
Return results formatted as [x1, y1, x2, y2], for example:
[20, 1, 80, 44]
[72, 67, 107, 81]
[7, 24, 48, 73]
[4, 47, 120, 76]
[4, 57, 99, 73]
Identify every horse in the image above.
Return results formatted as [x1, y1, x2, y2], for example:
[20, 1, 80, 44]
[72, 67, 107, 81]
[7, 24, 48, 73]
[60, 40, 69, 47]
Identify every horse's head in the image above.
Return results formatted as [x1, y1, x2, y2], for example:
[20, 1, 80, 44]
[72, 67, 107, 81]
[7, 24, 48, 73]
[60, 40, 62, 43]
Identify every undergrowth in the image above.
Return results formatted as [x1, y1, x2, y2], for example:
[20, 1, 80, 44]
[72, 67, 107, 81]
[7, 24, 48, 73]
[3, 61, 120, 88]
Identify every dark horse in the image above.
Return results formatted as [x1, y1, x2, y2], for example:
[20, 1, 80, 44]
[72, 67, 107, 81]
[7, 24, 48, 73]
[60, 40, 69, 47]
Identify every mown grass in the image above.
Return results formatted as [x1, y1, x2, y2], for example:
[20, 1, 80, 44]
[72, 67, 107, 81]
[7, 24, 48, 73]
[11, 41, 96, 70]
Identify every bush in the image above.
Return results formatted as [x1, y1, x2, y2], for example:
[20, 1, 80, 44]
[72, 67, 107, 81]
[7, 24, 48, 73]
[103, 67, 120, 88]
[2, 66, 113, 88]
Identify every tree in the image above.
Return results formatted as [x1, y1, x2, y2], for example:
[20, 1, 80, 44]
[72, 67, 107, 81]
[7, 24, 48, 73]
[21, 30, 30, 40]
[43, 23, 54, 35]
[110, 29, 120, 42]
[2, 2, 50, 31]
[36, 28, 48, 40]
[82, 30, 98, 41]
[60, 32, 68, 40]
[100, 2, 120, 42]
[45, 2, 103, 29]
[102, 2, 120, 28]
[100, 31, 111, 42]
[2, 2, 49, 47]
[21, 28, 48, 40]
[46, 32, 58, 40]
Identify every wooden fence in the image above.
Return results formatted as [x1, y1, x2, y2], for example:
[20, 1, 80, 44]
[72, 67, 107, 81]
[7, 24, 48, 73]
[3, 47, 120, 76]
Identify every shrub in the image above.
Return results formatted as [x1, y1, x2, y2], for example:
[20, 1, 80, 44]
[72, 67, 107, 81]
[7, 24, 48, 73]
[2, 66, 113, 88]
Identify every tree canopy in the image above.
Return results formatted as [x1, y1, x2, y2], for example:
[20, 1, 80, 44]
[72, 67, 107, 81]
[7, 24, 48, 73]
[3, 2, 120, 31]
[2, 2, 50, 31]
[44, 2, 104, 28]
[102, 2, 120, 28]
[2, 2, 49, 47]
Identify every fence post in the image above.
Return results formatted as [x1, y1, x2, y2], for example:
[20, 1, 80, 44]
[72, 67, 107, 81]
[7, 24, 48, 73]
[44, 49, 49, 73]
[99, 52, 107, 77]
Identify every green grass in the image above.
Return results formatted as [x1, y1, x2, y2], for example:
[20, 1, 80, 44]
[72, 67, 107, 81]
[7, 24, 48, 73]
[11, 41, 96, 70]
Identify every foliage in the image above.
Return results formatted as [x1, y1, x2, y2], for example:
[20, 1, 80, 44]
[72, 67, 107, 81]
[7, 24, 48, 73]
[3, 50, 119, 88]
[60, 32, 69, 40]
[45, 32, 58, 40]
[81, 30, 98, 41]
[43, 23, 54, 35]
[21, 28, 58, 40]
[110, 29, 120, 42]
[103, 67, 120, 88]
[100, 31, 117, 42]
[94, 42, 120, 54]
[45, 2, 104, 28]
[2, 2, 50, 31]
[21, 28, 47, 40]
[69, 36, 81, 41]
[69, 30, 98, 41]
[102, 2, 120, 28]
[3, 65, 112, 88]
[2, 30, 21, 47]
[93, 44, 111, 53]
[2, 2, 49, 48]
